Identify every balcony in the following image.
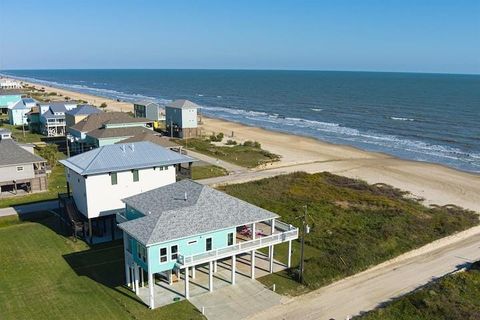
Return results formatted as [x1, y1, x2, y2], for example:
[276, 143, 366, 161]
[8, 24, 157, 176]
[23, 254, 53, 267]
[177, 221, 298, 268]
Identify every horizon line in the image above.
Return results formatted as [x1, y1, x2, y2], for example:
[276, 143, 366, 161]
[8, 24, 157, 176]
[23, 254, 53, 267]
[1, 68, 479, 77]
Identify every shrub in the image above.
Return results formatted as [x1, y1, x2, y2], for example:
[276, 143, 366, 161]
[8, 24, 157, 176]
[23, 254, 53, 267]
[226, 139, 237, 145]
[243, 140, 261, 148]
[100, 102, 107, 109]
[209, 132, 224, 142]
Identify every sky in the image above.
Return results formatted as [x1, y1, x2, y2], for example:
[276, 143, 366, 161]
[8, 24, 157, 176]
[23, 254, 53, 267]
[0, 0, 479, 74]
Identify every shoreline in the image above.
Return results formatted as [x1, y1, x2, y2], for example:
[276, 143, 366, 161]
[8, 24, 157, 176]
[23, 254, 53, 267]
[9, 77, 480, 212]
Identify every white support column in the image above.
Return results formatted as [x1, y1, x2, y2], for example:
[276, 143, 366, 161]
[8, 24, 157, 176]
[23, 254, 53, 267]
[209, 261, 213, 292]
[271, 218, 275, 235]
[269, 245, 274, 273]
[287, 240, 292, 268]
[168, 270, 173, 285]
[214, 260, 218, 273]
[125, 261, 131, 287]
[148, 270, 155, 309]
[191, 265, 196, 279]
[130, 267, 134, 290]
[252, 222, 256, 239]
[134, 264, 140, 294]
[185, 267, 190, 299]
[231, 255, 236, 285]
[250, 250, 255, 279]
[141, 268, 144, 287]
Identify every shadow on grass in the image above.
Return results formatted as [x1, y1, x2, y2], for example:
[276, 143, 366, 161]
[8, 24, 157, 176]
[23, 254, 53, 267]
[62, 240, 144, 305]
[14, 211, 144, 306]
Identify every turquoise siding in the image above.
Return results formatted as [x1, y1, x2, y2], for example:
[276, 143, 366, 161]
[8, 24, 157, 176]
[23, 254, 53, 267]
[147, 227, 236, 273]
[0, 95, 21, 108]
[125, 206, 237, 273]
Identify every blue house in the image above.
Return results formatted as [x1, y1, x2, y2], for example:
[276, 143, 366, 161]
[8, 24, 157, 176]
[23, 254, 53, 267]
[0, 91, 22, 114]
[8, 98, 36, 126]
[117, 180, 298, 309]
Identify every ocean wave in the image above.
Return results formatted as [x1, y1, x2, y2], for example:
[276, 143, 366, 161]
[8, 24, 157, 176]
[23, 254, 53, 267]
[390, 116, 415, 121]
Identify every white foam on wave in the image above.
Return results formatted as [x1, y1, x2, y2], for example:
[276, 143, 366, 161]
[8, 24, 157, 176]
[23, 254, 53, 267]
[391, 116, 415, 121]
[311, 108, 323, 112]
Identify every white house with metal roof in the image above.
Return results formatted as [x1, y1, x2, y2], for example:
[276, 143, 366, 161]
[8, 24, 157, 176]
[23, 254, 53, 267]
[59, 141, 196, 243]
[7, 98, 37, 125]
[117, 179, 298, 309]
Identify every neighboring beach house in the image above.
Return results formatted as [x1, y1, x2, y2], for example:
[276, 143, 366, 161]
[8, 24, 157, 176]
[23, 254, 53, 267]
[0, 91, 23, 114]
[65, 104, 101, 127]
[0, 79, 22, 89]
[59, 141, 196, 243]
[8, 98, 36, 126]
[117, 179, 298, 309]
[165, 99, 199, 138]
[68, 112, 154, 152]
[38, 101, 79, 136]
[134, 101, 165, 124]
[118, 132, 183, 152]
[0, 130, 49, 195]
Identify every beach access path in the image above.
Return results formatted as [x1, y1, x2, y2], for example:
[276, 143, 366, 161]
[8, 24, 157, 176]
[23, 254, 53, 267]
[247, 225, 480, 320]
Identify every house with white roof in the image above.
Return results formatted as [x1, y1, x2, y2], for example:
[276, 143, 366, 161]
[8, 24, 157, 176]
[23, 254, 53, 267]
[39, 101, 78, 136]
[117, 179, 298, 309]
[165, 99, 199, 138]
[59, 141, 196, 243]
[8, 98, 37, 126]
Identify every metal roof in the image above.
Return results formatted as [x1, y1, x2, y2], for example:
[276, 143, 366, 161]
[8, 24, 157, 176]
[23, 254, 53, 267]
[49, 104, 67, 114]
[166, 99, 199, 109]
[10, 100, 29, 110]
[118, 180, 279, 246]
[59, 141, 196, 176]
[65, 104, 101, 116]
[0, 139, 45, 167]
[117, 133, 179, 149]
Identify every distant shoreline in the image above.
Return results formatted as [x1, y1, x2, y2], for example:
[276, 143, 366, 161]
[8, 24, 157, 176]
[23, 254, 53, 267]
[5, 75, 480, 212]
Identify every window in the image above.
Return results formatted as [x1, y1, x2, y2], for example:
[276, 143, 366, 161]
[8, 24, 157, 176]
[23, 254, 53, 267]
[206, 238, 212, 251]
[16, 166, 24, 172]
[171, 245, 178, 260]
[227, 233, 234, 246]
[187, 240, 197, 245]
[110, 172, 117, 185]
[160, 247, 167, 263]
[132, 169, 139, 182]
[137, 244, 147, 263]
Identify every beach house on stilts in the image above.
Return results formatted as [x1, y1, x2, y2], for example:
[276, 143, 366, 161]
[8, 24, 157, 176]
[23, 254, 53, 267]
[117, 179, 298, 309]
[59, 141, 196, 243]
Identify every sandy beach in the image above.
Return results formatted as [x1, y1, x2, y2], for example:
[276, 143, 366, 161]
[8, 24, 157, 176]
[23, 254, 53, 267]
[16, 78, 480, 212]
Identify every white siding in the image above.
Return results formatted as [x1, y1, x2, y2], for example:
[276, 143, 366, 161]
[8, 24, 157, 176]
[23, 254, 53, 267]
[69, 166, 176, 219]
[66, 169, 88, 215]
[181, 108, 197, 128]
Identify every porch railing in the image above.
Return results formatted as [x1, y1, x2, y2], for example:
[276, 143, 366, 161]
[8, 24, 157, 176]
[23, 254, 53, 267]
[177, 223, 298, 267]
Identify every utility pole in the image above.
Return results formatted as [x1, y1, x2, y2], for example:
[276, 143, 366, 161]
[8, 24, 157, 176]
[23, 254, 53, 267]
[66, 135, 70, 157]
[299, 205, 308, 283]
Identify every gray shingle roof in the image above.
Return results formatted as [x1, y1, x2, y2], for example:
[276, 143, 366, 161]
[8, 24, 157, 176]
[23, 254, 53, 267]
[117, 133, 179, 149]
[166, 99, 199, 109]
[118, 180, 279, 246]
[0, 139, 45, 167]
[49, 104, 67, 113]
[86, 126, 152, 139]
[59, 141, 196, 175]
[70, 112, 133, 133]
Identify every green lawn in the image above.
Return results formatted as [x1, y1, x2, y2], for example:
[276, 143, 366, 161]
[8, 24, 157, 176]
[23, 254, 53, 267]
[357, 262, 480, 319]
[177, 138, 280, 168]
[0, 122, 45, 144]
[220, 172, 479, 295]
[191, 165, 228, 180]
[0, 214, 204, 320]
[0, 154, 67, 208]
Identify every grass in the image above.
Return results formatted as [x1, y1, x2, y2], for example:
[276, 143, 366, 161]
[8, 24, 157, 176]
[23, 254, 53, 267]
[0, 214, 204, 320]
[0, 122, 45, 144]
[191, 165, 228, 180]
[0, 152, 67, 208]
[220, 172, 479, 295]
[357, 262, 480, 319]
[177, 138, 280, 168]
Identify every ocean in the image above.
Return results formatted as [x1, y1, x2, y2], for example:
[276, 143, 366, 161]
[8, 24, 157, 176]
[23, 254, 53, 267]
[3, 69, 480, 173]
